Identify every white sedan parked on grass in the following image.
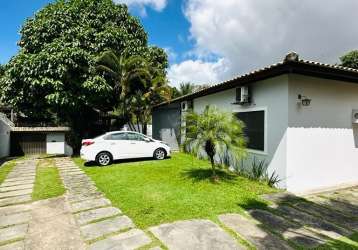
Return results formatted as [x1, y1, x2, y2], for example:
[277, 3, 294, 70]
[80, 131, 171, 166]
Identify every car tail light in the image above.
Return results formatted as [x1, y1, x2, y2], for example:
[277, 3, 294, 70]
[82, 140, 94, 146]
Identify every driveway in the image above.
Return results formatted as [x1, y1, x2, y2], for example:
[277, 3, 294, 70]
[0, 157, 357, 249]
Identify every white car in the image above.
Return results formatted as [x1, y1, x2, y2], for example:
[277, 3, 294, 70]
[80, 131, 171, 166]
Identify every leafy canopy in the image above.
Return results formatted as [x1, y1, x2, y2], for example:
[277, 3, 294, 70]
[0, 0, 167, 122]
[184, 105, 247, 178]
[340, 50, 358, 69]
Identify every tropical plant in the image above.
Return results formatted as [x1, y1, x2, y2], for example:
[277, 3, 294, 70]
[184, 105, 247, 180]
[265, 171, 281, 187]
[249, 158, 267, 180]
[340, 50, 358, 69]
[0, 0, 168, 151]
[96, 50, 171, 133]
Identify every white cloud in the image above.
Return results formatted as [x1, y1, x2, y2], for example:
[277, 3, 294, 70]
[114, 0, 167, 16]
[168, 58, 230, 87]
[176, 0, 358, 85]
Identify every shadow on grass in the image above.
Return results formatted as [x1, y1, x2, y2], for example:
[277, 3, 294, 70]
[239, 198, 268, 210]
[182, 168, 238, 183]
[83, 156, 172, 167]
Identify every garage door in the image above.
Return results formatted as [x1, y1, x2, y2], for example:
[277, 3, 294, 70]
[17, 133, 46, 155]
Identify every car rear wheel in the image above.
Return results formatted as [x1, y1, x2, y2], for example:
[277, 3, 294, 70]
[154, 148, 166, 160]
[96, 152, 112, 166]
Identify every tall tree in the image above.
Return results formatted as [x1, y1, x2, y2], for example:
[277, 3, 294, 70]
[340, 50, 358, 69]
[0, 0, 167, 150]
[96, 50, 171, 134]
[184, 105, 247, 180]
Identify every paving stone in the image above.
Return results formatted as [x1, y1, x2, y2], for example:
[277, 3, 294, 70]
[67, 193, 104, 203]
[274, 205, 351, 239]
[70, 198, 111, 213]
[249, 209, 326, 248]
[0, 224, 28, 244]
[88, 228, 151, 250]
[0, 184, 34, 193]
[0, 240, 25, 250]
[0, 211, 31, 228]
[0, 189, 33, 199]
[0, 195, 31, 207]
[3, 177, 34, 183]
[219, 213, 292, 250]
[75, 207, 122, 225]
[81, 215, 134, 241]
[324, 193, 358, 206]
[306, 196, 358, 218]
[149, 247, 162, 250]
[0, 204, 31, 216]
[293, 201, 358, 230]
[150, 219, 244, 250]
[0, 180, 34, 187]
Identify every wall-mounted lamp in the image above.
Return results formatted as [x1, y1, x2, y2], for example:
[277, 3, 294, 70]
[298, 94, 311, 106]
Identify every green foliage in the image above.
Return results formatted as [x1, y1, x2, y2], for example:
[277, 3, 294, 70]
[96, 50, 171, 132]
[0, 0, 168, 149]
[171, 82, 209, 98]
[250, 158, 266, 180]
[340, 50, 358, 69]
[0, 161, 16, 184]
[265, 171, 281, 187]
[243, 158, 281, 187]
[184, 105, 247, 178]
[75, 153, 275, 228]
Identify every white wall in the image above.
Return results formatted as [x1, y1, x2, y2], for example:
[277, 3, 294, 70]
[0, 119, 11, 158]
[46, 133, 65, 155]
[287, 74, 358, 193]
[193, 75, 289, 188]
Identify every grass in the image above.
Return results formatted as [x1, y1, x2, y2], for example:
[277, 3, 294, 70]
[313, 232, 358, 250]
[73, 152, 276, 229]
[32, 158, 65, 201]
[0, 160, 16, 184]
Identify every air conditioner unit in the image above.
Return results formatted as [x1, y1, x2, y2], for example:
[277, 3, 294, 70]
[352, 109, 358, 124]
[236, 86, 250, 104]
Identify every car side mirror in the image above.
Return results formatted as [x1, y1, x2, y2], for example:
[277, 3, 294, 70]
[144, 138, 151, 142]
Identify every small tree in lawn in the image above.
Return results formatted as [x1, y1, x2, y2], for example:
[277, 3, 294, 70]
[184, 105, 247, 181]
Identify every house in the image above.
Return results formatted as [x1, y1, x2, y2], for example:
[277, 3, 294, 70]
[0, 111, 72, 157]
[152, 52, 358, 194]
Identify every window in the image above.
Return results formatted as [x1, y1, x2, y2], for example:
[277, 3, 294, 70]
[109, 133, 128, 140]
[127, 133, 146, 141]
[235, 110, 265, 151]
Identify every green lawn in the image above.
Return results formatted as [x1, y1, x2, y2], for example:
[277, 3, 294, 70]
[0, 161, 16, 184]
[32, 158, 65, 201]
[74, 153, 276, 228]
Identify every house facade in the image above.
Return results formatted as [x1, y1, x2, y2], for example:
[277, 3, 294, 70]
[152, 53, 358, 194]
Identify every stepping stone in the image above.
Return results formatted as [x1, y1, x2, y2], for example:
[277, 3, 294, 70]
[0, 211, 31, 228]
[274, 205, 351, 239]
[81, 215, 134, 241]
[0, 184, 33, 193]
[67, 193, 104, 204]
[0, 189, 33, 199]
[219, 214, 292, 250]
[0, 204, 31, 216]
[306, 196, 358, 218]
[293, 202, 358, 230]
[70, 198, 111, 213]
[0, 224, 28, 244]
[149, 247, 163, 250]
[0, 240, 25, 250]
[3, 177, 34, 183]
[324, 192, 358, 206]
[249, 209, 326, 248]
[88, 228, 151, 250]
[1, 180, 34, 187]
[150, 219, 244, 250]
[75, 207, 122, 225]
[0, 195, 31, 207]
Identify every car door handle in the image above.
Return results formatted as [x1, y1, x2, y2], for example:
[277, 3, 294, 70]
[110, 143, 116, 145]
[130, 142, 136, 144]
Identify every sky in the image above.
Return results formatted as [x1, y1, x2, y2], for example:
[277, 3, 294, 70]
[1, 0, 358, 87]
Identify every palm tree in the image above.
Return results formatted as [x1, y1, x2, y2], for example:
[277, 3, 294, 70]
[96, 50, 171, 133]
[184, 105, 247, 180]
[179, 82, 196, 96]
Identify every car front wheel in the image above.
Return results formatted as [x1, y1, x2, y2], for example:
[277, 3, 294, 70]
[96, 152, 112, 166]
[154, 148, 166, 160]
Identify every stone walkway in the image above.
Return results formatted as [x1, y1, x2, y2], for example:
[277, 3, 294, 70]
[55, 158, 154, 250]
[0, 159, 36, 249]
[1, 157, 358, 249]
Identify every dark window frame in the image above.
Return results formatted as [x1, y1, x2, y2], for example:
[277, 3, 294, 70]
[235, 110, 266, 152]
